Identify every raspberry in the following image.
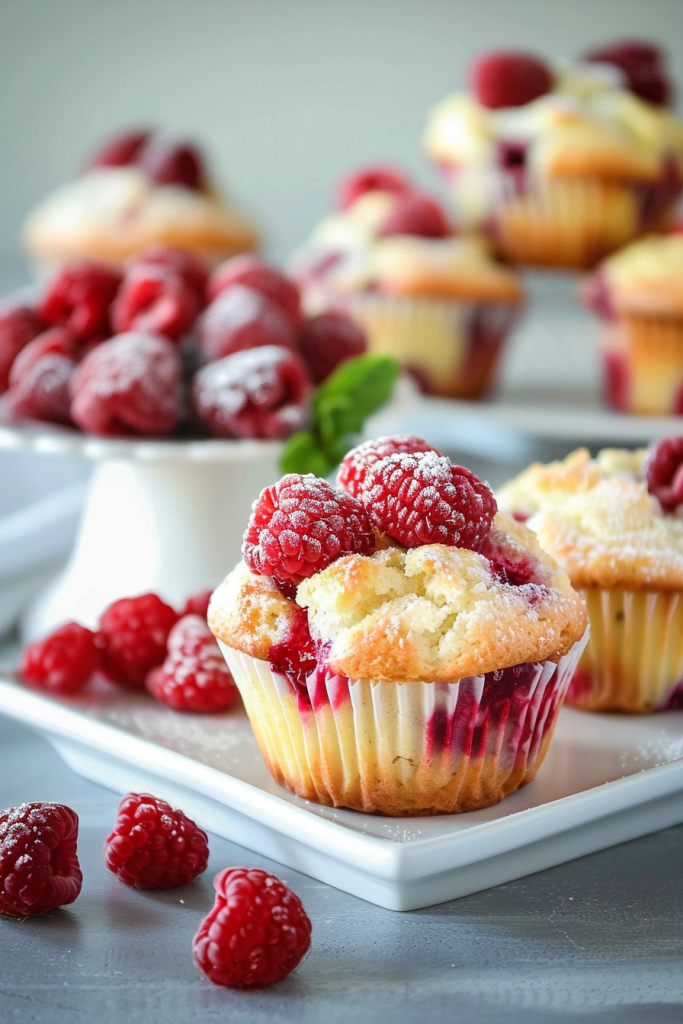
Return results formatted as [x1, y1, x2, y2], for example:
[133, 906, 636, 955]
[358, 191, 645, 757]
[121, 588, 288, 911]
[20, 622, 99, 695]
[379, 192, 450, 239]
[84, 128, 153, 170]
[39, 260, 122, 341]
[296, 311, 367, 384]
[6, 353, 74, 425]
[208, 257, 301, 330]
[97, 592, 179, 688]
[337, 434, 442, 498]
[337, 164, 411, 210]
[182, 589, 213, 619]
[103, 793, 209, 889]
[243, 474, 376, 589]
[70, 332, 184, 436]
[192, 346, 311, 440]
[193, 867, 311, 988]
[129, 246, 209, 303]
[584, 40, 671, 106]
[146, 614, 239, 713]
[0, 304, 44, 393]
[645, 436, 683, 511]
[472, 51, 554, 109]
[199, 286, 297, 363]
[138, 139, 207, 191]
[359, 451, 497, 550]
[9, 327, 76, 386]
[112, 264, 200, 341]
[0, 802, 82, 917]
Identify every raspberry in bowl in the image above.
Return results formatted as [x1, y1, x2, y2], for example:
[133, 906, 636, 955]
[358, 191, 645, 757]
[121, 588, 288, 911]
[208, 437, 588, 816]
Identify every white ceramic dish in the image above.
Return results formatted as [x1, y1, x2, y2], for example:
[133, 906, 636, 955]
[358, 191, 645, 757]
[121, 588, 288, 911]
[1, 673, 682, 912]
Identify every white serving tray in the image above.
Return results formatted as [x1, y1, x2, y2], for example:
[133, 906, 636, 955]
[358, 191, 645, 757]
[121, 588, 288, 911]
[1, 672, 682, 912]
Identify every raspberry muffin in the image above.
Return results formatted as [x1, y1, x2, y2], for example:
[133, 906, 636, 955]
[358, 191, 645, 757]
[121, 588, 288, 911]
[423, 44, 683, 269]
[23, 130, 258, 273]
[289, 166, 524, 399]
[209, 437, 587, 815]
[498, 439, 683, 712]
[581, 233, 683, 415]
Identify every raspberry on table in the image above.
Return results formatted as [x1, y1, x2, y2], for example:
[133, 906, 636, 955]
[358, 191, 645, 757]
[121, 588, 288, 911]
[20, 621, 100, 695]
[192, 345, 311, 440]
[208, 257, 302, 330]
[6, 353, 75, 425]
[359, 451, 497, 551]
[84, 128, 153, 170]
[584, 40, 671, 106]
[129, 246, 209, 303]
[0, 304, 45, 393]
[472, 51, 554, 109]
[645, 436, 683, 511]
[112, 264, 200, 341]
[138, 139, 207, 192]
[70, 331, 185, 436]
[379, 192, 450, 239]
[199, 285, 297, 363]
[337, 434, 442, 498]
[337, 164, 411, 210]
[296, 311, 367, 384]
[193, 867, 312, 988]
[182, 589, 213, 619]
[103, 793, 209, 889]
[243, 474, 377, 589]
[147, 614, 239, 713]
[0, 802, 82, 917]
[97, 592, 179, 688]
[39, 260, 122, 341]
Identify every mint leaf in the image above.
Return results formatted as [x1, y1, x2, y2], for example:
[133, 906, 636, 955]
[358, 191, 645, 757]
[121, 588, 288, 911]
[280, 429, 334, 476]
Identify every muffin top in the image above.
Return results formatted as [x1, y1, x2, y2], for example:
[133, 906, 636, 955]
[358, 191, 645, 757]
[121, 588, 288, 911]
[497, 443, 683, 590]
[583, 234, 683, 318]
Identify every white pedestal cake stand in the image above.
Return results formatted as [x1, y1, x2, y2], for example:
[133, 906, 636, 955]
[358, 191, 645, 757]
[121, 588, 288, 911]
[0, 420, 282, 640]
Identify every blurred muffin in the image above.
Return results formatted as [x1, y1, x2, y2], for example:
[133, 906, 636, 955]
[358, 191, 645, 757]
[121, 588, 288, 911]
[423, 43, 683, 269]
[23, 129, 258, 273]
[290, 166, 524, 399]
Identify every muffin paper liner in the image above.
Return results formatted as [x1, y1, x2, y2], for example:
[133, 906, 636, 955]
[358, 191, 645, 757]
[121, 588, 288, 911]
[568, 589, 683, 713]
[218, 637, 587, 816]
[597, 313, 683, 416]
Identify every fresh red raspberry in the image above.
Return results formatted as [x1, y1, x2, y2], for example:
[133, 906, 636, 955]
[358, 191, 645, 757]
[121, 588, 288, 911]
[103, 793, 209, 889]
[199, 286, 297, 363]
[192, 346, 311, 440]
[379, 192, 450, 239]
[129, 246, 209, 303]
[645, 436, 683, 511]
[9, 327, 76, 386]
[97, 592, 179, 688]
[584, 40, 671, 106]
[112, 264, 200, 341]
[0, 304, 44, 393]
[138, 139, 207, 191]
[20, 622, 100, 695]
[39, 261, 122, 341]
[296, 311, 367, 384]
[337, 164, 412, 210]
[193, 867, 311, 988]
[182, 589, 213, 619]
[243, 474, 376, 589]
[146, 614, 239, 713]
[6, 353, 75, 425]
[208, 257, 302, 330]
[84, 128, 153, 170]
[359, 451, 497, 550]
[472, 51, 554, 109]
[337, 435, 442, 498]
[70, 332, 184, 436]
[0, 802, 82, 917]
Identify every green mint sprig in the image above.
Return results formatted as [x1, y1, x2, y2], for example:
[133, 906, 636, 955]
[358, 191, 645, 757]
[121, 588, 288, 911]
[280, 353, 400, 476]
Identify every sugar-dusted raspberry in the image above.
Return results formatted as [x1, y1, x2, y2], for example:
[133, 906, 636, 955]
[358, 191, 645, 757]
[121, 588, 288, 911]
[40, 260, 122, 341]
[0, 802, 82, 917]
[138, 139, 207, 191]
[112, 264, 200, 341]
[129, 246, 209, 303]
[192, 346, 311, 440]
[84, 128, 153, 170]
[6, 353, 75, 425]
[337, 434, 442, 498]
[182, 589, 213, 619]
[243, 474, 376, 589]
[0, 304, 44, 393]
[199, 286, 297, 363]
[584, 40, 671, 106]
[379, 192, 450, 239]
[472, 51, 554, 109]
[103, 793, 209, 889]
[20, 621, 100, 695]
[337, 164, 411, 210]
[70, 332, 184, 436]
[9, 327, 76, 387]
[193, 867, 311, 988]
[97, 592, 179, 688]
[208, 257, 302, 330]
[645, 436, 683, 511]
[359, 451, 497, 550]
[296, 311, 367, 384]
[147, 614, 239, 713]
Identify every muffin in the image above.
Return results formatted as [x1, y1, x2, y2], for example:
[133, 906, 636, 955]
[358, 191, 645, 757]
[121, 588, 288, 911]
[498, 440, 683, 712]
[209, 437, 587, 815]
[289, 167, 524, 399]
[23, 129, 258, 273]
[581, 233, 683, 415]
[423, 44, 683, 269]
